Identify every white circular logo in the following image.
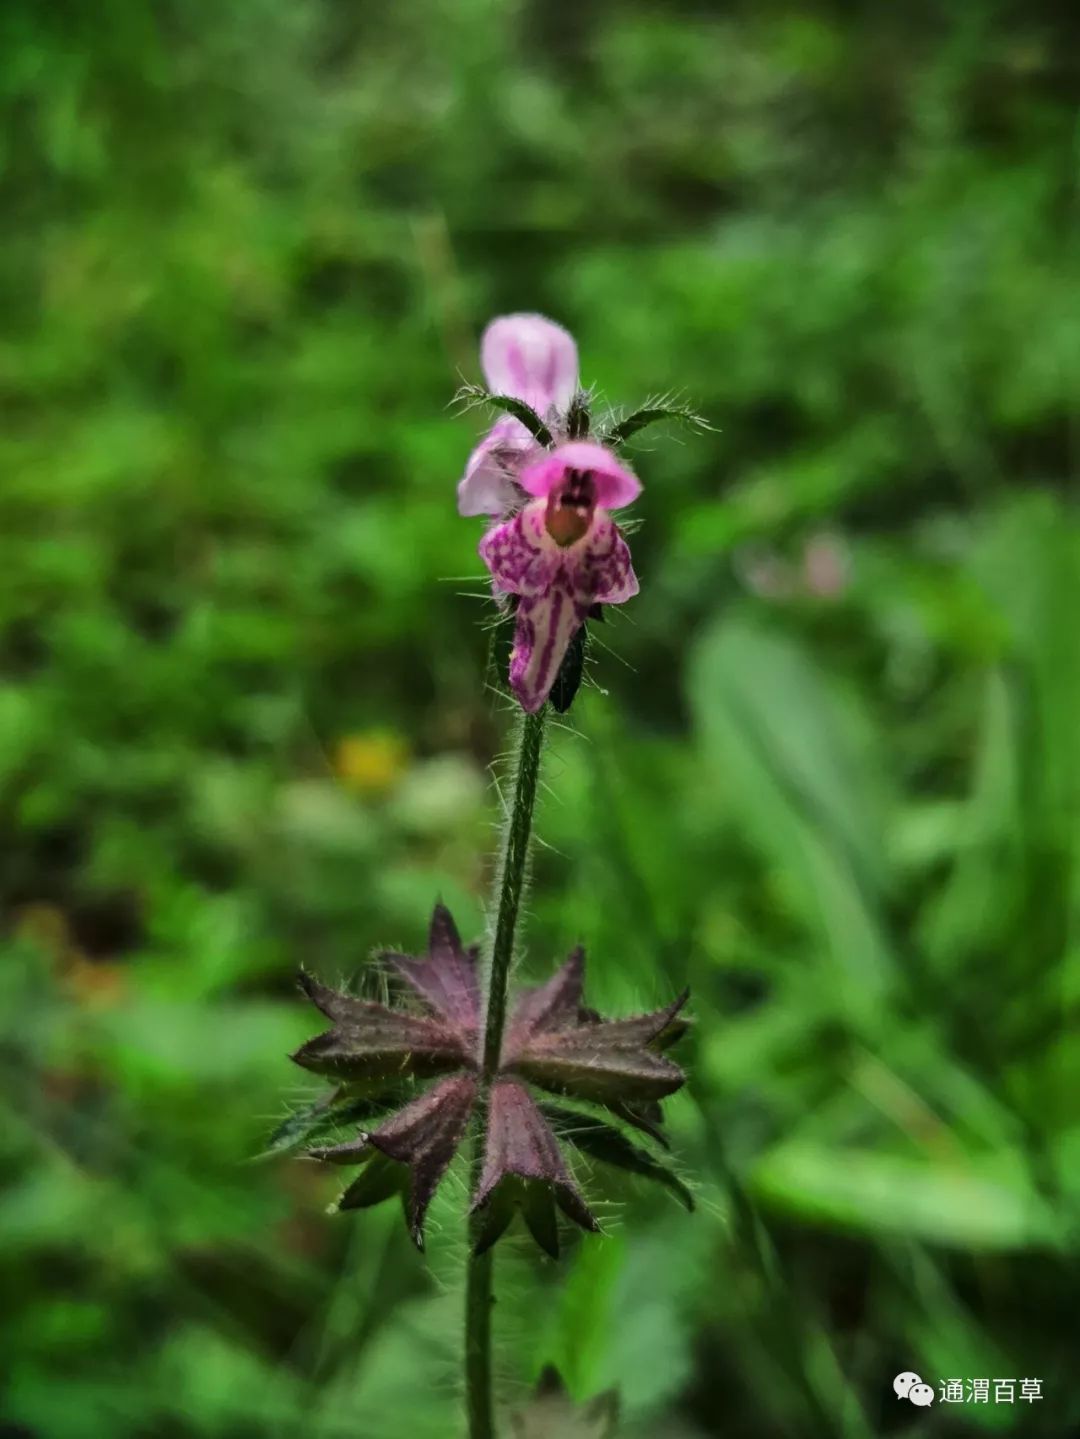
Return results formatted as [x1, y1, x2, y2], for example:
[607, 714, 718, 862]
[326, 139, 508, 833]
[894, 1372, 934, 1406]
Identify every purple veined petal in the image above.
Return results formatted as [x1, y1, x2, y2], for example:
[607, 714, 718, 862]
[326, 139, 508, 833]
[369, 1073, 478, 1247]
[504, 947, 585, 1058]
[508, 586, 589, 715]
[479, 504, 639, 712]
[471, 1078, 597, 1233]
[478, 501, 560, 598]
[385, 903, 482, 1033]
[519, 441, 642, 511]
[481, 314, 579, 415]
[457, 415, 534, 518]
[572, 512, 639, 605]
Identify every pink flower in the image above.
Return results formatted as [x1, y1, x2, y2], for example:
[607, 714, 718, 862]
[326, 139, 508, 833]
[457, 314, 579, 518]
[455, 311, 701, 712]
[479, 440, 641, 713]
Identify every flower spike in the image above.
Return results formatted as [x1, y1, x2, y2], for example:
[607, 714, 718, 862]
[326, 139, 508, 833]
[457, 314, 658, 712]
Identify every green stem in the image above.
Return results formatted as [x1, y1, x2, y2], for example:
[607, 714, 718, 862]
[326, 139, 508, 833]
[464, 1218, 494, 1439]
[482, 708, 546, 1078]
[465, 707, 547, 1439]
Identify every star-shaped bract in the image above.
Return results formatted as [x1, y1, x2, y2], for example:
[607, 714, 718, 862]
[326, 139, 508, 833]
[284, 904, 690, 1254]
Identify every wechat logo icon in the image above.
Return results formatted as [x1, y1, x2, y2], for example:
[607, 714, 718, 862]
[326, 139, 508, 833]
[894, 1372, 935, 1407]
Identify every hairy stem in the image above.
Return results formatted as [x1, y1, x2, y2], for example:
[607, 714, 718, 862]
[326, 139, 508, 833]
[482, 708, 546, 1077]
[464, 1215, 494, 1439]
[465, 707, 547, 1439]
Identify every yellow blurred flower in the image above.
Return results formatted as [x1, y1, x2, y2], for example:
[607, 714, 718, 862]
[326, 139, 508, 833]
[16, 903, 127, 1009]
[15, 902, 71, 959]
[64, 955, 127, 1010]
[334, 730, 410, 795]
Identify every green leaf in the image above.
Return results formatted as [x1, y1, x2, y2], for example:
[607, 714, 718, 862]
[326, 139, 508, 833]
[602, 398, 710, 448]
[456, 383, 553, 447]
[752, 1143, 1064, 1249]
[543, 1103, 694, 1211]
[336, 1151, 407, 1212]
[260, 1088, 400, 1159]
[547, 1233, 626, 1395]
[688, 615, 895, 1018]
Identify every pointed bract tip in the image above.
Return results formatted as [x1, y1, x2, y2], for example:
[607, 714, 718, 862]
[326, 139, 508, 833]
[428, 899, 464, 952]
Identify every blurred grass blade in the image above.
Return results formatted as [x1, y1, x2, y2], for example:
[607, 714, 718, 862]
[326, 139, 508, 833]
[688, 615, 895, 1017]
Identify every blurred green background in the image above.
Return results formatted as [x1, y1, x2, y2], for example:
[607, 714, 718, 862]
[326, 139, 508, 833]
[2, 1, 1079, 1435]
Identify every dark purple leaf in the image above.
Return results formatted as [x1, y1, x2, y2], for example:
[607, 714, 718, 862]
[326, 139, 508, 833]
[575, 989, 690, 1049]
[505, 947, 584, 1051]
[369, 1074, 478, 1248]
[383, 903, 482, 1032]
[309, 1134, 374, 1164]
[521, 1181, 560, 1258]
[291, 974, 468, 1080]
[512, 1037, 684, 1105]
[549, 622, 588, 714]
[472, 1079, 597, 1243]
